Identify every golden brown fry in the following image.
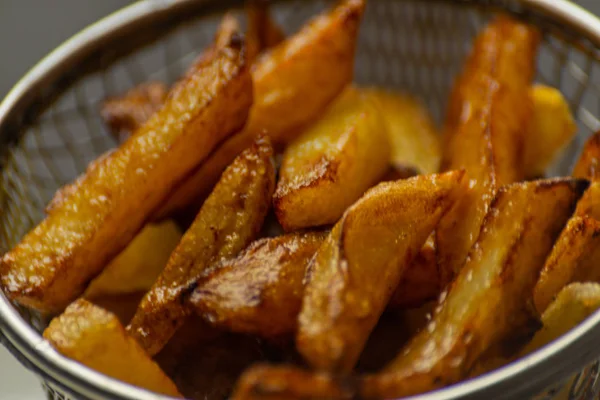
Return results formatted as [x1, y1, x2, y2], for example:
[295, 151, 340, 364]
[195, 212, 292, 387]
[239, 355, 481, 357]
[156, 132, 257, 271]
[360, 179, 586, 399]
[388, 236, 439, 309]
[364, 88, 441, 174]
[155, 0, 364, 219]
[436, 17, 539, 285]
[1, 33, 252, 314]
[100, 82, 167, 142]
[246, 0, 286, 62]
[43, 300, 181, 397]
[190, 231, 326, 338]
[84, 221, 181, 298]
[297, 171, 465, 372]
[524, 283, 600, 356]
[231, 364, 352, 400]
[274, 87, 389, 231]
[128, 135, 275, 355]
[533, 216, 600, 313]
[524, 84, 576, 177]
[574, 131, 600, 180]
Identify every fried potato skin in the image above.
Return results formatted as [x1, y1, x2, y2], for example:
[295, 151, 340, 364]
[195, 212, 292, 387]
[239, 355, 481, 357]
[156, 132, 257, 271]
[533, 216, 600, 313]
[574, 131, 600, 180]
[364, 88, 441, 174]
[297, 171, 465, 372]
[525, 84, 576, 177]
[43, 300, 181, 397]
[1, 36, 252, 314]
[154, 0, 364, 219]
[231, 364, 353, 400]
[128, 136, 275, 355]
[101, 82, 167, 142]
[525, 283, 600, 356]
[274, 88, 389, 231]
[246, 0, 286, 63]
[84, 221, 182, 298]
[190, 231, 326, 338]
[360, 179, 586, 399]
[437, 17, 539, 285]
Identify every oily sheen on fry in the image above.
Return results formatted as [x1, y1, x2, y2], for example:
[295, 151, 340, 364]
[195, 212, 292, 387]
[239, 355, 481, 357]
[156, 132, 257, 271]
[437, 16, 540, 284]
[155, 0, 365, 219]
[0, 36, 252, 314]
[128, 136, 275, 355]
[360, 179, 587, 399]
[297, 171, 465, 372]
[44, 300, 181, 397]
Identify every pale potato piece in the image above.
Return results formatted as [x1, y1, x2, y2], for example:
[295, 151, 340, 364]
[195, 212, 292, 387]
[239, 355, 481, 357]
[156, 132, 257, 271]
[364, 88, 441, 174]
[436, 17, 539, 285]
[43, 299, 181, 397]
[84, 221, 182, 298]
[525, 283, 600, 356]
[533, 216, 600, 314]
[524, 84, 576, 177]
[0, 31, 252, 314]
[360, 178, 586, 399]
[128, 136, 275, 356]
[246, 0, 286, 63]
[190, 231, 326, 338]
[297, 171, 465, 372]
[154, 0, 365, 220]
[274, 87, 390, 231]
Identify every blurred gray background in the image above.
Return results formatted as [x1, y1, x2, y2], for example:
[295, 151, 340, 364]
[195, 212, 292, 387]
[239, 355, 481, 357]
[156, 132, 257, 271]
[0, 0, 599, 398]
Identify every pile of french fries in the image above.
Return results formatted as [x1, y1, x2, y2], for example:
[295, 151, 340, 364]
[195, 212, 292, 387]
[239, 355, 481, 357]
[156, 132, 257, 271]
[2, 0, 598, 399]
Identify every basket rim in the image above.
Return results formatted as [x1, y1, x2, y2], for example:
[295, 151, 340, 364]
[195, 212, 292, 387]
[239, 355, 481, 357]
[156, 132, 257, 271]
[2, 0, 600, 399]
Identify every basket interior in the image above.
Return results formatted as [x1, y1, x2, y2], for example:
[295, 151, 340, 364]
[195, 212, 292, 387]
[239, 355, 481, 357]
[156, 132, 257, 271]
[1, 0, 600, 380]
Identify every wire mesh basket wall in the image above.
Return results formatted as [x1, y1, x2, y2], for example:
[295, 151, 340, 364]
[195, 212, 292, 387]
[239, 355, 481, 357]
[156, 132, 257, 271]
[1, 0, 600, 399]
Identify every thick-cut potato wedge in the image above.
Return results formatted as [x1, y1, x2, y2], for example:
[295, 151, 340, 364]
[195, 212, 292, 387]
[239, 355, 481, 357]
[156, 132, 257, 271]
[364, 88, 441, 175]
[574, 131, 600, 180]
[88, 292, 145, 326]
[297, 171, 465, 372]
[190, 231, 326, 338]
[0, 33, 252, 314]
[274, 87, 390, 231]
[524, 283, 600, 355]
[436, 17, 539, 285]
[101, 82, 167, 142]
[246, 0, 286, 63]
[533, 216, 600, 313]
[128, 136, 275, 355]
[84, 221, 181, 298]
[360, 179, 586, 399]
[388, 236, 439, 309]
[524, 84, 577, 177]
[43, 299, 181, 397]
[154, 0, 364, 219]
[231, 364, 352, 400]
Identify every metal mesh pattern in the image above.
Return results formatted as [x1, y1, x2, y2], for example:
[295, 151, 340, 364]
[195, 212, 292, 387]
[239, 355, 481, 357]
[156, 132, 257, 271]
[1, 0, 600, 399]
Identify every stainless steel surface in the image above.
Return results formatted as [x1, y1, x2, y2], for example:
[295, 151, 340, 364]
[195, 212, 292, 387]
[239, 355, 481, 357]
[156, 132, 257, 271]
[1, 0, 600, 399]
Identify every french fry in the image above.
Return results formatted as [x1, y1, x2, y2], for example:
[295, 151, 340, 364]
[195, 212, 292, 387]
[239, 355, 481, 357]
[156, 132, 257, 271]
[246, 0, 286, 62]
[128, 135, 275, 355]
[84, 221, 182, 298]
[274, 87, 390, 231]
[524, 283, 600, 355]
[360, 179, 586, 399]
[154, 0, 365, 219]
[87, 292, 145, 326]
[297, 171, 465, 372]
[190, 231, 326, 338]
[231, 364, 352, 400]
[1, 31, 252, 314]
[436, 17, 539, 285]
[524, 84, 577, 177]
[100, 82, 167, 142]
[364, 88, 441, 175]
[43, 300, 181, 397]
[573, 131, 600, 180]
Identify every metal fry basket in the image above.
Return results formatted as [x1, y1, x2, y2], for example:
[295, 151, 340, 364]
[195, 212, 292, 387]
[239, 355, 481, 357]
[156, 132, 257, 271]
[1, 0, 600, 399]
